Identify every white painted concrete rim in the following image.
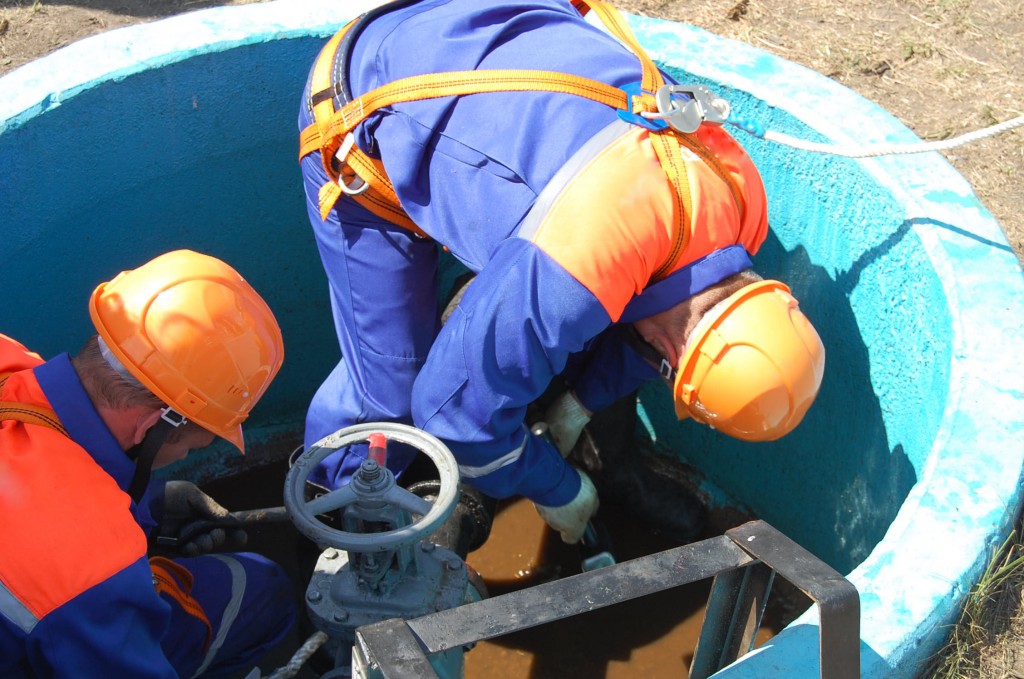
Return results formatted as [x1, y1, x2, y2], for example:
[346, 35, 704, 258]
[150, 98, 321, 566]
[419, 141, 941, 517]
[3, 1, 1023, 676]
[0, 0, 374, 132]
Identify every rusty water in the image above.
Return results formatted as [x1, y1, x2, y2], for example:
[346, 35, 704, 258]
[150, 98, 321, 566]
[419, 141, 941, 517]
[464, 497, 783, 678]
[202, 460, 798, 679]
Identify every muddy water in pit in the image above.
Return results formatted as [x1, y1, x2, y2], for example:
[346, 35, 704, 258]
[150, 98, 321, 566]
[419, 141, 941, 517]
[198, 460, 798, 678]
[464, 497, 782, 678]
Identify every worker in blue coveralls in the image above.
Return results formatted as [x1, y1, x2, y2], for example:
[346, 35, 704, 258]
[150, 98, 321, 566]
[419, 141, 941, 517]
[297, 0, 826, 552]
[0, 250, 295, 678]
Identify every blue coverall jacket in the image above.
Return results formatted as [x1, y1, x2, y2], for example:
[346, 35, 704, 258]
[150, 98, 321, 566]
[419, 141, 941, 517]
[299, 0, 767, 507]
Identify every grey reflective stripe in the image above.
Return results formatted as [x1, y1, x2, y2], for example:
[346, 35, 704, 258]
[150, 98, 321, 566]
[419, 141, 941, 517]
[516, 119, 634, 242]
[191, 555, 247, 679]
[458, 426, 529, 479]
[0, 580, 38, 634]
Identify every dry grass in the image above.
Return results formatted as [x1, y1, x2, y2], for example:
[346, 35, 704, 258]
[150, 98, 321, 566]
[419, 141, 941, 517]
[617, 0, 1024, 265]
[925, 529, 1024, 678]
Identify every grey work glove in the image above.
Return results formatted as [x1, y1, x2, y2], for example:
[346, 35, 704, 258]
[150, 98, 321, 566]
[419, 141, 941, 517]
[534, 468, 599, 544]
[162, 481, 248, 556]
[544, 390, 592, 458]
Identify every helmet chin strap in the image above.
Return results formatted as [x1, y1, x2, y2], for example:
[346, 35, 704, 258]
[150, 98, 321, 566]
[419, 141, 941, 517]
[98, 335, 191, 501]
[621, 325, 677, 384]
[126, 407, 187, 503]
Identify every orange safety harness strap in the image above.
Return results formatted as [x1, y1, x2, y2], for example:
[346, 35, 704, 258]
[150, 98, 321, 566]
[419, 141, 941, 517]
[150, 556, 214, 654]
[300, 0, 746, 279]
[580, 1, 747, 276]
[0, 372, 70, 437]
[584, 0, 693, 277]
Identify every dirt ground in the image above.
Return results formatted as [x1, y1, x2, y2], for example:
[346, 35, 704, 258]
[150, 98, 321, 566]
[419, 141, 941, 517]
[619, 0, 1024, 265]
[1, 0, 1022, 675]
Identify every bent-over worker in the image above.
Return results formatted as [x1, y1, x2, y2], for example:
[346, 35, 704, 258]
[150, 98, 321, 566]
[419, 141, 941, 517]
[297, 0, 825, 548]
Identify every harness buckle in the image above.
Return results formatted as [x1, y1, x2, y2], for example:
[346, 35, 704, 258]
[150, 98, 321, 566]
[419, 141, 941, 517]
[334, 132, 370, 196]
[643, 84, 730, 134]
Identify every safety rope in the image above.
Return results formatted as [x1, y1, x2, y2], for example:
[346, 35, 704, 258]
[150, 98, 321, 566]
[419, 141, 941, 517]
[727, 112, 1024, 158]
[264, 631, 329, 679]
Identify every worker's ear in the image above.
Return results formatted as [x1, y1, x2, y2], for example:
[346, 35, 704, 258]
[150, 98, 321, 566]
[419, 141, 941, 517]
[632, 313, 682, 367]
[133, 408, 165, 446]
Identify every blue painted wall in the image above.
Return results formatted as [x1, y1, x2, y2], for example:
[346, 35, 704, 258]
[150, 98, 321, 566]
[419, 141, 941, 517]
[2, 35, 336, 466]
[632, 76, 949, 574]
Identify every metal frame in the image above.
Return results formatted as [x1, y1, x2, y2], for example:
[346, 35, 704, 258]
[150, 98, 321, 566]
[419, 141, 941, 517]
[352, 520, 860, 679]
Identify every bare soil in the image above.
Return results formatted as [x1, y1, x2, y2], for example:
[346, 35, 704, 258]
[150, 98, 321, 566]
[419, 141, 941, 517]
[2, 0, 1022, 675]
[617, 0, 1024, 265]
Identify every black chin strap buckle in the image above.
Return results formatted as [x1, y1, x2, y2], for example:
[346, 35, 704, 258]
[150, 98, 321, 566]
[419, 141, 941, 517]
[659, 357, 675, 382]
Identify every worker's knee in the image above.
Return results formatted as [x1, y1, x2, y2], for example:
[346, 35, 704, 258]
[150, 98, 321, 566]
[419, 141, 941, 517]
[203, 553, 297, 676]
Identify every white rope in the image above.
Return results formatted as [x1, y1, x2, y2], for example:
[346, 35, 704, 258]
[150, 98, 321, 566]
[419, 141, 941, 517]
[731, 113, 1024, 158]
[264, 631, 330, 679]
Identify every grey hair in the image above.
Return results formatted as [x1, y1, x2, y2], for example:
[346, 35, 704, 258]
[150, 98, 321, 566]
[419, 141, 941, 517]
[71, 335, 163, 411]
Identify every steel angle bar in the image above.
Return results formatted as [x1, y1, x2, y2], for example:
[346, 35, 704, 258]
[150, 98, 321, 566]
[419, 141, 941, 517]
[408, 534, 754, 652]
[357, 534, 756, 677]
[726, 521, 861, 679]
[354, 618, 440, 679]
[689, 560, 774, 679]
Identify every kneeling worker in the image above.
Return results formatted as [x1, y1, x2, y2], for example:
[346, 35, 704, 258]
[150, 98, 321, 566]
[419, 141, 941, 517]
[0, 250, 294, 678]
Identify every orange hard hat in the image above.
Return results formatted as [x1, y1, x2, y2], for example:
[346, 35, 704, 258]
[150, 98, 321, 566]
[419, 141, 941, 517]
[673, 280, 825, 441]
[88, 250, 285, 452]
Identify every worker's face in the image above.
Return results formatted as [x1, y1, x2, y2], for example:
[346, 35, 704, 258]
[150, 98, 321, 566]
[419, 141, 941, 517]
[153, 425, 217, 468]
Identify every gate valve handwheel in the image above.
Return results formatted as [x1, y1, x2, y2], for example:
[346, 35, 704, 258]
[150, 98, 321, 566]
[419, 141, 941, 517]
[284, 422, 460, 553]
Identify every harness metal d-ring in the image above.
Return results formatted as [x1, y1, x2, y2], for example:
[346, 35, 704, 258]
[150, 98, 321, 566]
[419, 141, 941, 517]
[643, 84, 731, 134]
[334, 132, 370, 196]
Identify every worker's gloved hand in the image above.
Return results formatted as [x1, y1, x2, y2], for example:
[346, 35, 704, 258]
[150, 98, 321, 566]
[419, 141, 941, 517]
[544, 390, 592, 458]
[162, 481, 247, 556]
[534, 468, 599, 544]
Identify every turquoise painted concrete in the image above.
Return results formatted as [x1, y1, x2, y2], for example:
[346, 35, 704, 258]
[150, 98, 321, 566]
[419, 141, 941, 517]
[0, 3, 350, 473]
[2, 2, 1023, 676]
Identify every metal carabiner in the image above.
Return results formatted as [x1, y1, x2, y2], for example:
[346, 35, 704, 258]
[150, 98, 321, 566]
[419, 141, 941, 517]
[642, 84, 731, 134]
[334, 132, 370, 196]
